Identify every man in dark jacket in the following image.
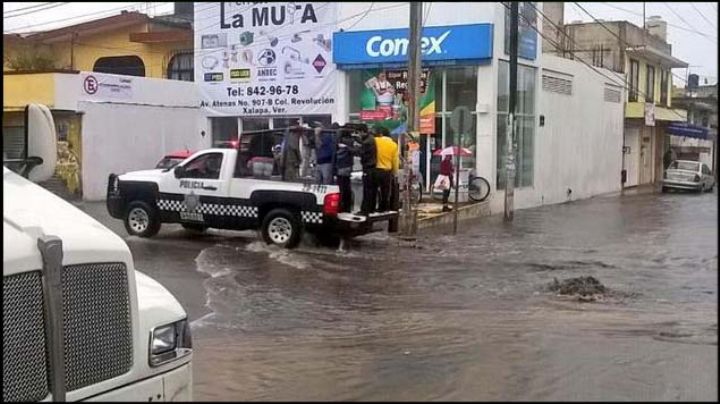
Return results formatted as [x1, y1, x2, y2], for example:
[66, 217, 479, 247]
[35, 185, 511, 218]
[315, 127, 335, 185]
[356, 129, 378, 215]
[335, 129, 355, 212]
[282, 127, 302, 181]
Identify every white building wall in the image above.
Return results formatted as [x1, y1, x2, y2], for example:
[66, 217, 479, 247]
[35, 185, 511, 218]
[53, 73, 210, 200]
[80, 103, 208, 200]
[513, 55, 623, 209]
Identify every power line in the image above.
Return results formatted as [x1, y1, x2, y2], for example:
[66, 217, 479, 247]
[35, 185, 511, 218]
[663, 2, 701, 34]
[530, 2, 688, 121]
[3, 2, 70, 19]
[4, 2, 166, 34]
[423, 2, 432, 27]
[689, 3, 717, 33]
[3, 2, 56, 16]
[344, 2, 375, 31]
[571, 2, 689, 85]
[597, 2, 717, 40]
[520, 3, 670, 116]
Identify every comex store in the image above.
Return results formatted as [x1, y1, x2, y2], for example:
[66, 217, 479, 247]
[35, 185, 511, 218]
[332, 2, 540, 198]
[195, 3, 540, 200]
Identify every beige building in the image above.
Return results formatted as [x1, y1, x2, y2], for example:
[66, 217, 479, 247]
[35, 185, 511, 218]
[542, 3, 688, 188]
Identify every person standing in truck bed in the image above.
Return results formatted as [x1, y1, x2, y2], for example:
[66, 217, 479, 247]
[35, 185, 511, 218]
[334, 129, 355, 212]
[355, 129, 378, 216]
[374, 127, 399, 212]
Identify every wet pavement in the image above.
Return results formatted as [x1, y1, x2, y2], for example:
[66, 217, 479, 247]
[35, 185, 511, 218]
[78, 188, 718, 401]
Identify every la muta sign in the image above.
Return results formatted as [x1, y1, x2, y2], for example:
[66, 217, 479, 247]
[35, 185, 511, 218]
[220, 2, 318, 29]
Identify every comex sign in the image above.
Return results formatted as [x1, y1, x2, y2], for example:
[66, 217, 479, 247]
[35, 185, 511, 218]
[366, 31, 451, 58]
[334, 23, 492, 67]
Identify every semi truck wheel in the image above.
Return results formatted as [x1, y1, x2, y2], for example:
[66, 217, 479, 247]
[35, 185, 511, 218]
[261, 208, 301, 248]
[124, 201, 161, 237]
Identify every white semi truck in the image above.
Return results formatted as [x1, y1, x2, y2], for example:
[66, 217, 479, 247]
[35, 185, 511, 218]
[3, 104, 193, 401]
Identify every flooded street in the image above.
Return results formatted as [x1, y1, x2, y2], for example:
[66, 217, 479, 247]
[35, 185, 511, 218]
[82, 189, 717, 401]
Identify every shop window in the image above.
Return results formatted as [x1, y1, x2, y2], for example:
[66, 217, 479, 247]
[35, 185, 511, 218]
[183, 153, 223, 179]
[446, 67, 478, 112]
[347, 67, 479, 189]
[497, 60, 536, 189]
[93, 56, 145, 77]
[242, 117, 270, 132]
[211, 117, 238, 147]
[167, 52, 194, 81]
[646, 65, 655, 103]
[272, 117, 301, 129]
[302, 115, 333, 128]
[348, 71, 365, 114]
[629, 59, 639, 102]
[446, 114, 477, 170]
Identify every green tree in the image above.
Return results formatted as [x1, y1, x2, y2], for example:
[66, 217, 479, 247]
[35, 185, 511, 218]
[5, 42, 57, 71]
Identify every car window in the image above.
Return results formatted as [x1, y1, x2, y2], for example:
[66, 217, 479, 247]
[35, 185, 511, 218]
[235, 131, 284, 178]
[156, 157, 183, 169]
[183, 153, 223, 179]
[702, 164, 710, 175]
[670, 161, 700, 171]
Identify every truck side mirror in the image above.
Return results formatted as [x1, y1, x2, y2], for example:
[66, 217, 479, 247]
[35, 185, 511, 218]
[174, 165, 186, 179]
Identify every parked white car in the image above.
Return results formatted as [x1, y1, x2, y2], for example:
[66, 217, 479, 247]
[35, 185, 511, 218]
[662, 160, 715, 193]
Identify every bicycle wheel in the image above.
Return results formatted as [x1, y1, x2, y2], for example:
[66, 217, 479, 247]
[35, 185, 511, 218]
[468, 176, 491, 202]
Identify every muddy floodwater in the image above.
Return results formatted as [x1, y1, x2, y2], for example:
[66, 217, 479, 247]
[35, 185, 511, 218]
[82, 189, 718, 401]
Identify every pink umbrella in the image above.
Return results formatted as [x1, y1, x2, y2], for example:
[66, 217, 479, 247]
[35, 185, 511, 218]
[433, 146, 473, 157]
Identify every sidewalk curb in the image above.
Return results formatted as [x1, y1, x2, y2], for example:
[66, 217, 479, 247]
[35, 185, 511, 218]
[416, 200, 492, 229]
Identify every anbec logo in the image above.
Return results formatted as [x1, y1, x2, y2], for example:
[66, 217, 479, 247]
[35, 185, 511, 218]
[365, 30, 451, 58]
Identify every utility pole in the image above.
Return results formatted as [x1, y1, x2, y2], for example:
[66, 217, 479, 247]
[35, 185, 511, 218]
[504, 1, 518, 221]
[401, 1, 422, 238]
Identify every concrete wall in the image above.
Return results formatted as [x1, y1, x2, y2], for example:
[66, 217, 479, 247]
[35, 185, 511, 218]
[64, 72, 208, 200]
[80, 102, 206, 200]
[564, 22, 625, 73]
[3, 73, 57, 109]
[490, 55, 624, 212]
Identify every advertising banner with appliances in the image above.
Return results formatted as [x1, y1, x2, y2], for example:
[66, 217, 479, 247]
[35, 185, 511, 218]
[195, 3, 337, 116]
[333, 23, 493, 68]
[358, 68, 436, 135]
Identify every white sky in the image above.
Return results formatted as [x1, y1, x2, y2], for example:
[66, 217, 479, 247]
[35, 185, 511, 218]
[3, 2, 717, 85]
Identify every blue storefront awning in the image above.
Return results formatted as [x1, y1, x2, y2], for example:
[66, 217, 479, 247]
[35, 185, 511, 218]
[666, 122, 709, 140]
[333, 24, 493, 69]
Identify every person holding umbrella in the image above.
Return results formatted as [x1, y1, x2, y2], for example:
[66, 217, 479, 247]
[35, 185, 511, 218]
[433, 146, 471, 212]
[437, 154, 454, 212]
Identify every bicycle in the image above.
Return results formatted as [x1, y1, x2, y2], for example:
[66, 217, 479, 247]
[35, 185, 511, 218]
[430, 174, 491, 203]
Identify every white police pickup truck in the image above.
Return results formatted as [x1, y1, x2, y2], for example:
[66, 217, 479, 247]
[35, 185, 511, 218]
[107, 128, 397, 248]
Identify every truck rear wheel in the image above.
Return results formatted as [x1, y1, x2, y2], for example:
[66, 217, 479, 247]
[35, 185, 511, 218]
[261, 208, 302, 249]
[124, 201, 161, 237]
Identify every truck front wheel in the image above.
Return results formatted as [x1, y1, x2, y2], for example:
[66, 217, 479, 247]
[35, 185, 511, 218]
[124, 201, 161, 237]
[261, 208, 302, 249]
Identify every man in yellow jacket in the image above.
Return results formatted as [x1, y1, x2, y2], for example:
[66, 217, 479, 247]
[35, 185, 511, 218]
[373, 126, 399, 212]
